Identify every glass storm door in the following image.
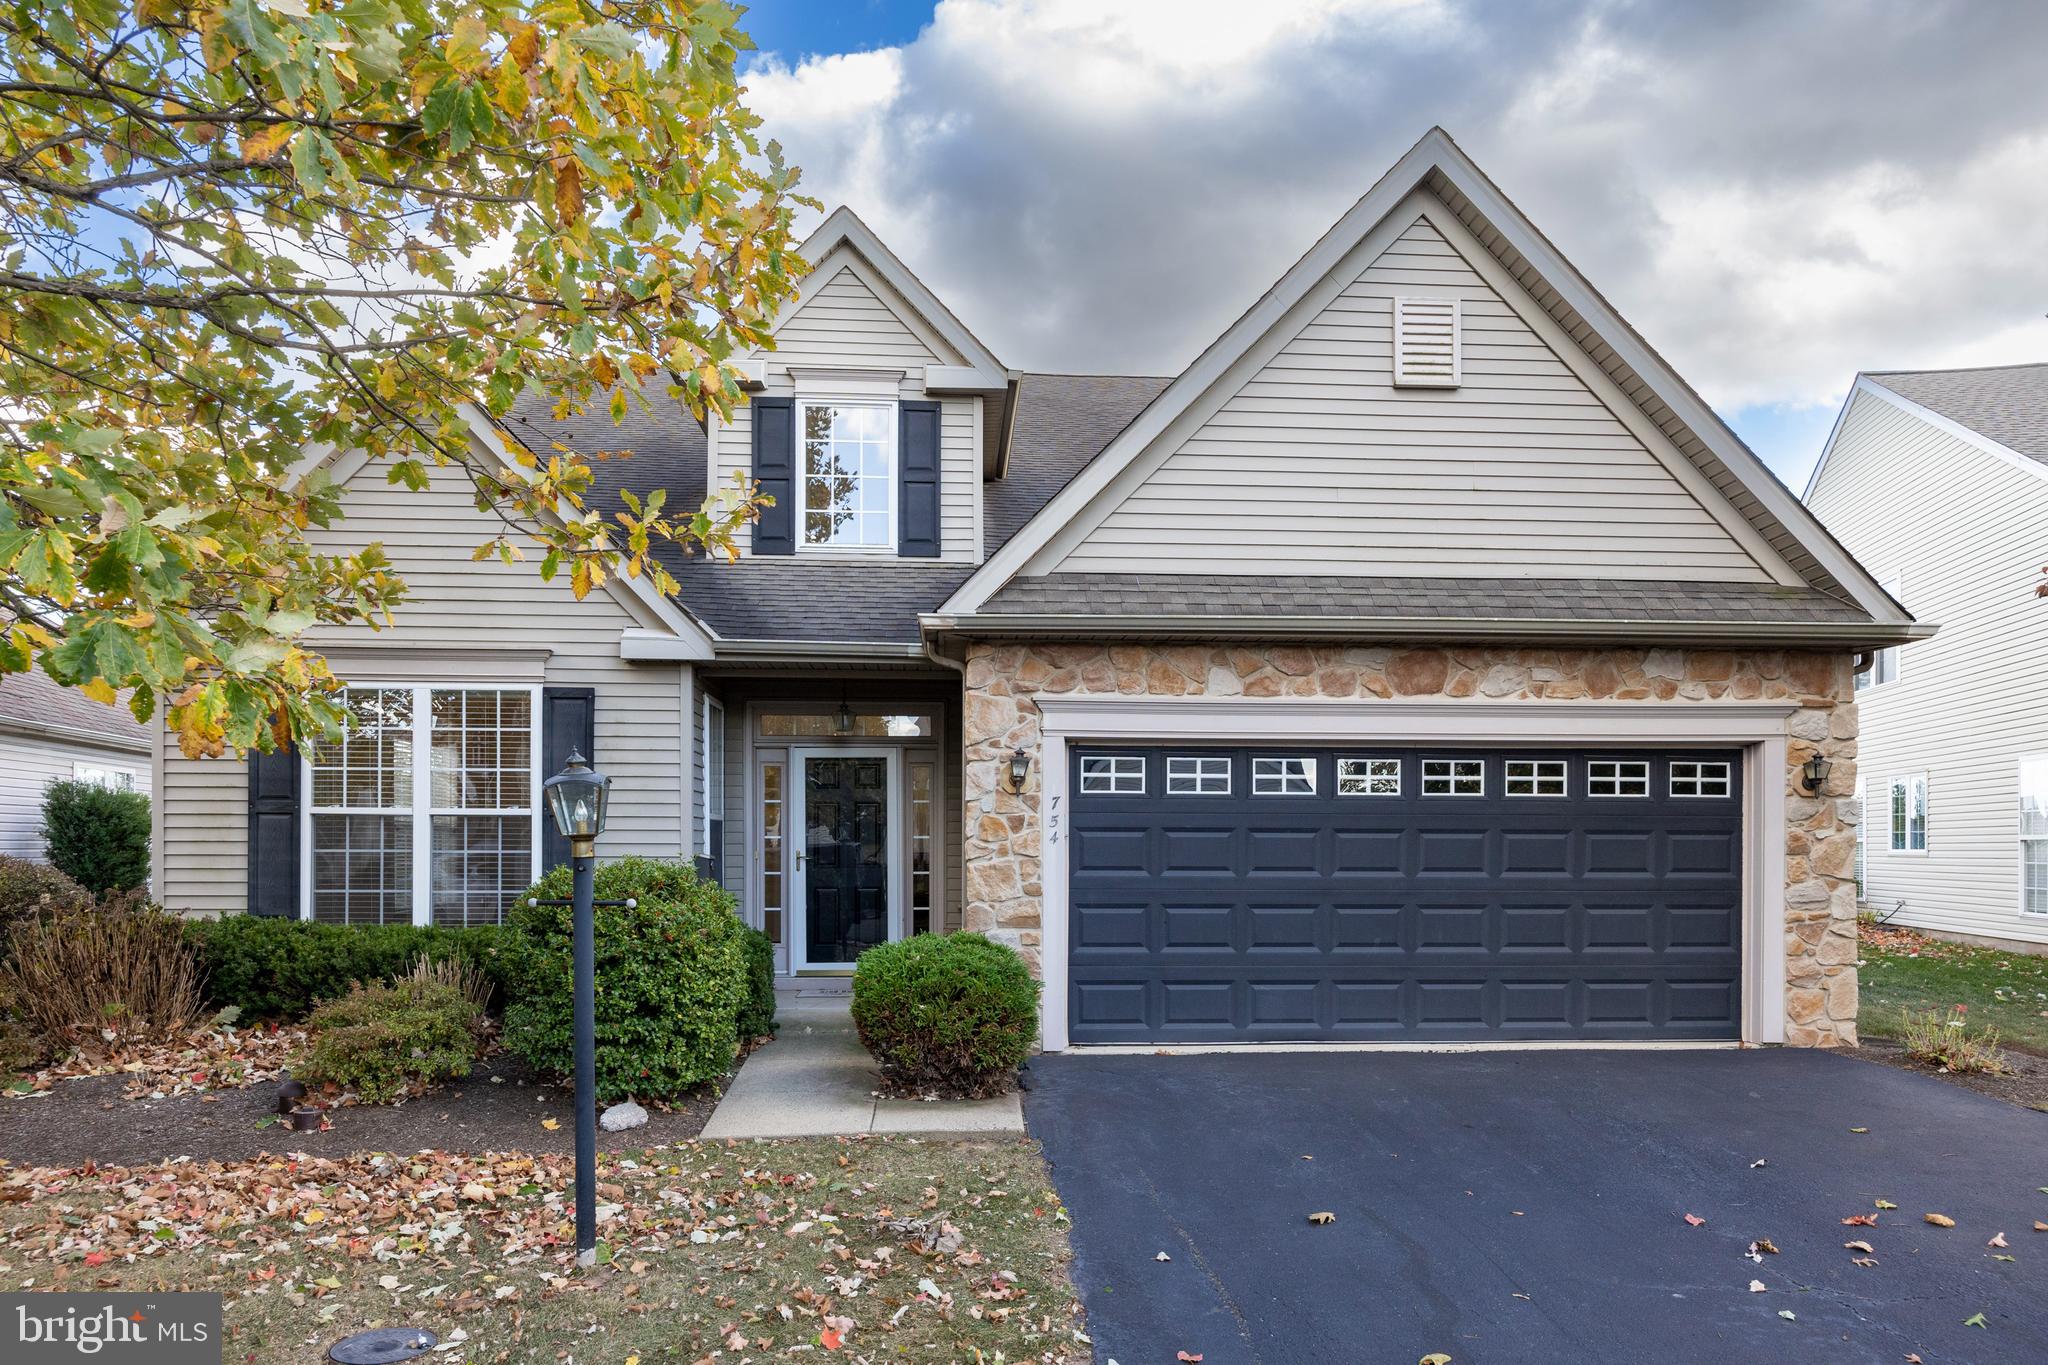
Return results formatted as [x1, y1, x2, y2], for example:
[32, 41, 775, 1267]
[792, 749, 898, 969]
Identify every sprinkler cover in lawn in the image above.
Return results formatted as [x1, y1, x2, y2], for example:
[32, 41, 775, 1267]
[327, 1327, 438, 1362]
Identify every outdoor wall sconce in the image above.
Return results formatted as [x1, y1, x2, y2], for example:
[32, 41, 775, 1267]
[1007, 747, 1033, 793]
[1800, 752, 1832, 794]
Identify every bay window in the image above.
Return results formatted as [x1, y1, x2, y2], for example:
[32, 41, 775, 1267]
[800, 400, 895, 548]
[306, 685, 539, 927]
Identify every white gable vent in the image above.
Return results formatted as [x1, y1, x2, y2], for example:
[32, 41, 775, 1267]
[1393, 296, 1461, 388]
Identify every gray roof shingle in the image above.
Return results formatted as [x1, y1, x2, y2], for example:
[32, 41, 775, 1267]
[513, 373, 1164, 644]
[0, 669, 151, 750]
[1869, 363, 2048, 464]
[976, 574, 1873, 624]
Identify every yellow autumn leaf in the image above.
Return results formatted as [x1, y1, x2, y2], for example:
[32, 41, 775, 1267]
[239, 121, 294, 163]
[302, 1208, 325, 1224]
[79, 677, 118, 705]
[541, 1118, 560, 1131]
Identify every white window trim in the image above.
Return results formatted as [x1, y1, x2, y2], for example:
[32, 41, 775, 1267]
[701, 694, 726, 858]
[795, 396, 899, 555]
[1670, 760, 1733, 798]
[2021, 757, 2048, 917]
[71, 761, 139, 791]
[300, 682, 543, 927]
[1337, 757, 1401, 796]
[1080, 755, 1146, 795]
[1167, 755, 1231, 795]
[1421, 758, 1485, 796]
[1889, 773, 1928, 855]
[1504, 759, 1568, 798]
[1587, 759, 1649, 798]
[1252, 756, 1316, 796]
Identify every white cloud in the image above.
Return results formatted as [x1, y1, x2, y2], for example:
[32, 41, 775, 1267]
[744, 0, 2048, 420]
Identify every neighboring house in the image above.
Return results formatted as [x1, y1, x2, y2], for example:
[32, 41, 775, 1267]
[1804, 362, 2048, 950]
[154, 128, 1924, 1050]
[0, 668, 153, 863]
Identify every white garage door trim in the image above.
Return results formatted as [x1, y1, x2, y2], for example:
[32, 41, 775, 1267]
[1035, 698, 1796, 1052]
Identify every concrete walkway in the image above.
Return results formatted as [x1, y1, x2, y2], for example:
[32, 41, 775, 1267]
[700, 990, 1023, 1139]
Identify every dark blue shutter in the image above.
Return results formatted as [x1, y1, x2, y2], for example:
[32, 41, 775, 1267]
[898, 400, 941, 557]
[751, 396, 795, 555]
[540, 687, 595, 872]
[246, 744, 300, 917]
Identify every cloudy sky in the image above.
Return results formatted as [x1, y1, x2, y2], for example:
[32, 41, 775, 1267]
[733, 0, 2048, 486]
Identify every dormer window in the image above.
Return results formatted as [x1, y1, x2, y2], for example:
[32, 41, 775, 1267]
[801, 400, 896, 549]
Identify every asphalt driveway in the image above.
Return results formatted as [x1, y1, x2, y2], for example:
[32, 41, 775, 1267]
[1023, 1049, 2047, 1364]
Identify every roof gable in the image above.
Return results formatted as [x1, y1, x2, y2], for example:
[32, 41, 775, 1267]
[1042, 199, 1783, 583]
[940, 128, 1911, 628]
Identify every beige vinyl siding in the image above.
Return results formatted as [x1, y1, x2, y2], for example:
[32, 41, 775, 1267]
[157, 459, 690, 915]
[712, 256, 981, 565]
[1806, 387, 2048, 946]
[1057, 214, 1770, 581]
[0, 733, 150, 862]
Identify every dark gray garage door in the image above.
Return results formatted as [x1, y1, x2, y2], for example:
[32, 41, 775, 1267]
[1067, 746, 1744, 1043]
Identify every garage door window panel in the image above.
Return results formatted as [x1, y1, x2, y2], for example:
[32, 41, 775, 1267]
[1080, 755, 1146, 795]
[1588, 760, 1649, 798]
[1421, 758, 1484, 796]
[1167, 755, 1231, 795]
[1337, 757, 1402, 796]
[1669, 761, 1732, 798]
[1252, 756, 1316, 796]
[1505, 759, 1568, 797]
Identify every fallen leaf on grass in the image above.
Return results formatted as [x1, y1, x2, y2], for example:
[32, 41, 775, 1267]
[1845, 1240, 1875, 1254]
[1963, 1312, 1988, 1329]
[1683, 1214, 1706, 1227]
[1988, 1232, 2008, 1248]
[820, 1326, 844, 1350]
[1925, 1214, 1956, 1228]
[625, 1356, 639, 1365]
[1307, 1212, 1336, 1226]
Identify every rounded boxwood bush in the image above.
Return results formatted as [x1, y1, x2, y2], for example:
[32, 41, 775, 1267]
[851, 933, 1038, 1097]
[299, 978, 482, 1103]
[184, 916, 508, 1021]
[736, 925, 777, 1040]
[500, 857, 749, 1101]
[41, 778, 151, 894]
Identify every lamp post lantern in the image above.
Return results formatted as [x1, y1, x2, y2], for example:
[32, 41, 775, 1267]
[541, 750, 610, 1267]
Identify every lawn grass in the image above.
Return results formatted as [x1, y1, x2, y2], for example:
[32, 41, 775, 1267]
[1858, 922, 2048, 1053]
[0, 1136, 1085, 1363]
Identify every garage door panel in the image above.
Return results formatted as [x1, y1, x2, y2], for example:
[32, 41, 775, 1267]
[1069, 744, 1744, 1043]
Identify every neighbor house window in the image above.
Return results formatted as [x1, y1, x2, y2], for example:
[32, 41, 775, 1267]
[306, 685, 538, 928]
[1505, 760, 1567, 797]
[1080, 755, 1145, 795]
[1670, 761, 1731, 798]
[72, 763, 138, 791]
[1167, 756, 1231, 795]
[1421, 759, 1483, 796]
[1252, 757, 1315, 795]
[800, 401, 895, 548]
[1888, 774, 1927, 852]
[1338, 758, 1401, 795]
[1857, 575, 1903, 691]
[1587, 760, 1649, 798]
[2022, 760, 2048, 916]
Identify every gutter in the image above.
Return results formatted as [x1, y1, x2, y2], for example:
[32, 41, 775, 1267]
[707, 638, 932, 664]
[919, 612, 1939, 650]
[0, 717, 152, 755]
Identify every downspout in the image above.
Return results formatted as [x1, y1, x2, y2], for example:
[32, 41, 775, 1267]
[1851, 650, 1874, 679]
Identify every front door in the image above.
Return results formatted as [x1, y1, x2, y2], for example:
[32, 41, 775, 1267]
[791, 748, 900, 970]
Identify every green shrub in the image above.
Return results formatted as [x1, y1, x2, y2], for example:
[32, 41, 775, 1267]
[184, 916, 508, 1020]
[737, 925, 777, 1040]
[1900, 1005, 2009, 1075]
[851, 933, 1038, 1097]
[41, 779, 151, 894]
[499, 857, 748, 1101]
[298, 978, 481, 1103]
[0, 855, 91, 959]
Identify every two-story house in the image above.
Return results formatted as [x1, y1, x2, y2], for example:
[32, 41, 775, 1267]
[154, 130, 1925, 1050]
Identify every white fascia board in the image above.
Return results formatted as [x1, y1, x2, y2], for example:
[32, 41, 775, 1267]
[620, 627, 715, 661]
[458, 405, 720, 658]
[1808, 374, 2048, 500]
[919, 612, 1934, 648]
[732, 358, 767, 390]
[790, 207, 1007, 378]
[922, 364, 1007, 395]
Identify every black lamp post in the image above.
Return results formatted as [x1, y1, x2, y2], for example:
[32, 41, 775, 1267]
[541, 749, 610, 1268]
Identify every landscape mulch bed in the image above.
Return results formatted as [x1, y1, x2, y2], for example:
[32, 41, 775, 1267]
[0, 1054, 726, 1166]
[1848, 1036, 2048, 1114]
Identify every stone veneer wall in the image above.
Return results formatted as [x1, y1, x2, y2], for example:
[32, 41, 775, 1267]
[960, 643, 1860, 1047]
